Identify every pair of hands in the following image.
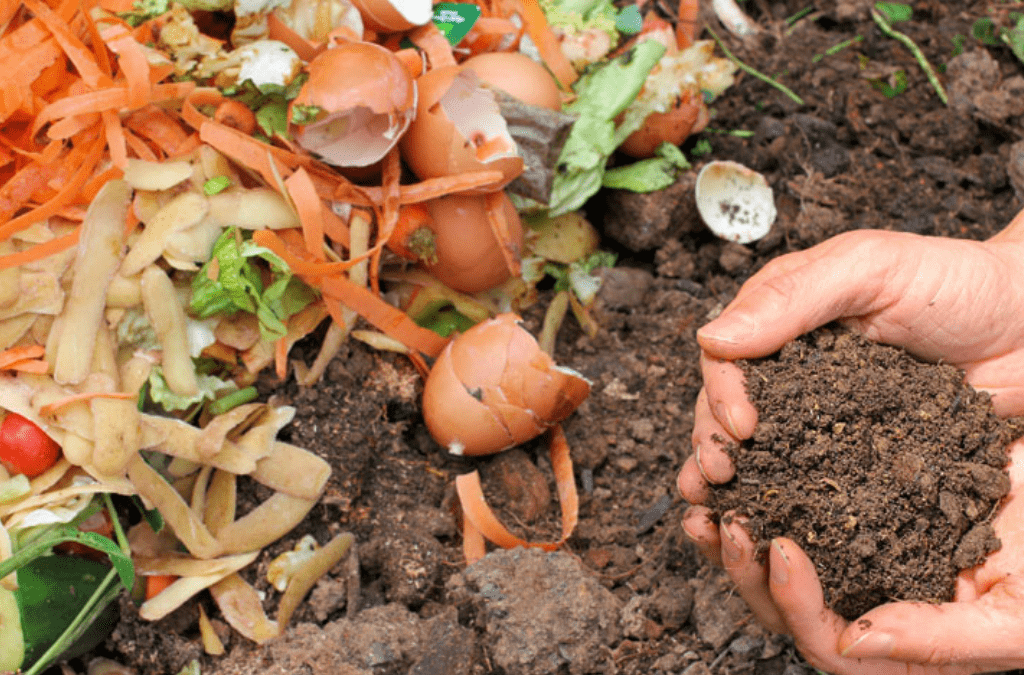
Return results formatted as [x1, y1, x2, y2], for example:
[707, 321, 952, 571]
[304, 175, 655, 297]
[677, 225, 1024, 674]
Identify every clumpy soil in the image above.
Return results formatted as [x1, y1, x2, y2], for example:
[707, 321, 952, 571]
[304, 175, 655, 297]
[86, 1, 1024, 674]
[708, 326, 1018, 620]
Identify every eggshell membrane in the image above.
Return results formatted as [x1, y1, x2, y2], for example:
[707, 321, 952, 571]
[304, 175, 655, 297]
[461, 52, 563, 111]
[422, 314, 590, 456]
[350, 0, 431, 33]
[399, 66, 523, 193]
[422, 191, 523, 293]
[291, 42, 416, 167]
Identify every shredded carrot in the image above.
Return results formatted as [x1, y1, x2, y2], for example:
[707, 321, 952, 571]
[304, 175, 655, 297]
[455, 424, 578, 555]
[6, 360, 50, 374]
[274, 337, 288, 380]
[517, 0, 578, 89]
[0, 344, 45, 370]
[285, 167, 328, 262]
[677, 0, 700, 48]
[38, 391, 136, 417]
[213, 100, 257, 135]
[0, 229, 79, 271]
[145, 574, 178, 601]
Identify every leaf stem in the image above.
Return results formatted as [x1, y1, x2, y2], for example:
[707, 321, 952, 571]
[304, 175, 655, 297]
[706, 26, 805, 105]
[870, 8, 948, 105]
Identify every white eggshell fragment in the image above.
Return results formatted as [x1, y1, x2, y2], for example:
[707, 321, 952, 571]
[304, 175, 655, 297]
[695, 160, 776, 244]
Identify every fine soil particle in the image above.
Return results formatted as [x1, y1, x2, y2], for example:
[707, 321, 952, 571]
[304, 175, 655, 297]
[708, 326, 1019, 620]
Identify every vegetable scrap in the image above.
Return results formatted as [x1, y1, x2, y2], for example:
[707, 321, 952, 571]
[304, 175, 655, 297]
[0, 0, 740, 669]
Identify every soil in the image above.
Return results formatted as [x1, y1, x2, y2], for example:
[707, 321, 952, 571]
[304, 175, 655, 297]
[76, 1, 1024, 674]
[707, 326, 1019, 620]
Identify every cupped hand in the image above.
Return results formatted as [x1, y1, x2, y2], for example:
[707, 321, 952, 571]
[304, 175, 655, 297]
[676, 227, 1024, 672]
[682, 441, 1024, 674]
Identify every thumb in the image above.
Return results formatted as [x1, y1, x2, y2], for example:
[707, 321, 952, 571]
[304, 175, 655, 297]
[838, 592, 1024, 670]
[697, 232, 904, 360]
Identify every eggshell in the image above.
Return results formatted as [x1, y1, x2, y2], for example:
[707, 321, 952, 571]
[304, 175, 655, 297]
[399, 66, 523, 193]
[618, 92, 703, 159]
[695, 160, 777, 244]
[291, 41, 416, 167]
[350, 0, 431, 32]
[461, 52, 563, 111]
[422, 191, 523, 293]
[422, 314, 590, 456]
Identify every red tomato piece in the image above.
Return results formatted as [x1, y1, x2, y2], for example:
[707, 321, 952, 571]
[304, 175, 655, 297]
[0, 412, 62, 477]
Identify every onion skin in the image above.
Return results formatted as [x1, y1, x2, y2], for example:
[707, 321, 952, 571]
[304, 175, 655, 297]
[422, 314, 590, 456]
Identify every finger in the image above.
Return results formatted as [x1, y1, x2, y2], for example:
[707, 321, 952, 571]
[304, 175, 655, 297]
[681, 505, 722, 566]
[766, 538, 874, 675]
[838, 593, 1024, 671]
[720, 519, 787, 633]
[696, 231, 903, 361]
[677, 454, 710, 504]
[700, 353, 757, 440]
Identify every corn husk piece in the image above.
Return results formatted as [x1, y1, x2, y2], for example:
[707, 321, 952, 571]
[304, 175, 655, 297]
[138, 550, 259, 621]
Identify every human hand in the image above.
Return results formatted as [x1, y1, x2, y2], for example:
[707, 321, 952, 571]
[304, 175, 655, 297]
[676, 228, 1024, 672]
[682, 441, 1024, 674]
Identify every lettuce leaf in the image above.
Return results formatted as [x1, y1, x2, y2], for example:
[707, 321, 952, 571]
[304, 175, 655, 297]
[190, 228, 317, 341]
[547, 40, 666, 215]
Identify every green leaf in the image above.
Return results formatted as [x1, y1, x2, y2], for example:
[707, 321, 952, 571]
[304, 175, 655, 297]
[875, 2, 911, 22]
[1001, 15, 1024, 65]
[255, 101, 290, 139]
[601, 142, 691, 192]
[548, 40, 666, 215]
[133, 496, 165, 533]
[75, 532, 134, 591]
[972, 17, 1000, 45]
[203, 175, 232, 196]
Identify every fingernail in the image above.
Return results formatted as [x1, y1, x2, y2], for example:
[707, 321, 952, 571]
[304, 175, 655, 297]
[694, 444, 713, 483]
[769, 539, 789, 585]
[698, 314, 754, 345]
[715, 402, 741, 438]
[840, 631, 896, 659]
[721, 524, 742, 563]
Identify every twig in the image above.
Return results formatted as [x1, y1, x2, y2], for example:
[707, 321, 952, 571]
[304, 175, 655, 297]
[870, 8, 948, 105]
[706, 26, 805, 106]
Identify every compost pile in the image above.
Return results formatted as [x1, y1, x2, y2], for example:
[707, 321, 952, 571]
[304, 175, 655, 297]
[709, 325, 1021, 620]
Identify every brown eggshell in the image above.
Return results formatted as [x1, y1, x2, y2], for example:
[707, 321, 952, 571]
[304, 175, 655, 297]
[618, 93, 704, 159]
[291, 42, 416, 167]
[422, 314, 590, 456]
[461, 52, 563, 111]
[422, 191, 523, 293]
[399, 66, 523, 193]
[349, 0, 432, 33]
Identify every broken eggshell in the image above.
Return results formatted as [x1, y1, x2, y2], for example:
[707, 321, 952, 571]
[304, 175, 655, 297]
[350, 0, 431, 33]
[422, 313, 591, 456]
[695, 160, 777, 244]
[399, 66, 524, 194]
[290, 41, 416, 167]
[461, 52, 563, 112]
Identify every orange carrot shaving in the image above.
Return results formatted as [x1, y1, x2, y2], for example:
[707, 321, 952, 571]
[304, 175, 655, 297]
[285, 167, 328, 262]
[5, 360, 51, 374]
[100, 23, 153, 109]
[274, 337, 288, 380]
[407, 23, 457, 69]
[0, 229, 79, 271]
[455, 424, 579, 558]
[145, 574, 178, 600]
[38, 391, 137, 417]
[23, 0, 110, 89]
[213, 100, 257, 135]
[677, 0, 699, 48]
[253, 229, 366, 277]
[517, 0, 578, 89]
[0, 345, 46, 370]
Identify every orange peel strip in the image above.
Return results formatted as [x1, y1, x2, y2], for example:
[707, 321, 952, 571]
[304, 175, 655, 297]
[285, 167, 327, 262]
[455, 424, 579, 554]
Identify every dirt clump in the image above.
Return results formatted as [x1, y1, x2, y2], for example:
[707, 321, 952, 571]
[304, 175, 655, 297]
[708, 326, 1020, 620]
